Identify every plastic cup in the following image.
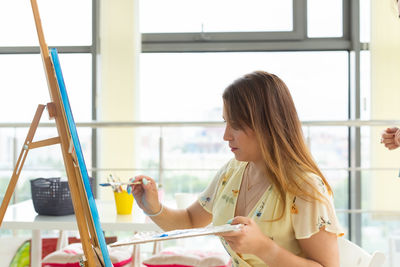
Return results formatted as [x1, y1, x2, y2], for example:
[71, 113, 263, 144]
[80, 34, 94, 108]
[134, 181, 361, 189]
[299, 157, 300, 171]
[113, 191, 134, 215]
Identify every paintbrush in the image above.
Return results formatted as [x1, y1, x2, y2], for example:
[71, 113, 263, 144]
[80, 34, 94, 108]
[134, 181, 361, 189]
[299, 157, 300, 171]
[100, 181, 142, 187]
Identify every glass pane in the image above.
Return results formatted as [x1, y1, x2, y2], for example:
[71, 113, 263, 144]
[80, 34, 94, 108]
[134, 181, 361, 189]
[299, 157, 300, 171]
[303, 126, 349, 210]
[140, 0, 293, 33]
[0, 0, 92, 46]
[134, 127, 162, 171]
[307, 0, 343, 37]
[0, 53, 92, 205]
[132, 125, 348, 211]
[360, 0, 371, 43]
[0, 127, 92, 204]
[361, 170, 400, 263]
[324, 169, 349, 209]
[305, 127, 349, 169]
[0, 171, 13, 203]
[361, 212, 400, 265]
[360, 51, 371, 120]
[0, 129, 15, 170]
[162, 170, 218, 199]
[162, 127, 230, 170]
[140, 52, 348, 121]
[0, 54, 92, 122]
[132, 126, 231, 194]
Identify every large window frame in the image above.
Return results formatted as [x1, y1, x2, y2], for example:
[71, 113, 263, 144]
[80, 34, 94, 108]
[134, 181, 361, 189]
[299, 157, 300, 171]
[0, 0, 367, 246]
[0, 0, 99, 195]
[140, 0, 364, 245]
[142, 0, 353, 52]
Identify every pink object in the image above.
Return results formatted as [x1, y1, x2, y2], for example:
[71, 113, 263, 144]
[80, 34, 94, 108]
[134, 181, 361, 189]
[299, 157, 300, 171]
[42, 243, 132, 267]
[142, 247, 230, 267]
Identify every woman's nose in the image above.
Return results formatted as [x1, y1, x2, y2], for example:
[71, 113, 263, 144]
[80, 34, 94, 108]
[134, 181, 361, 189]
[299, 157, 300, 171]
[223, 126, 232, 141]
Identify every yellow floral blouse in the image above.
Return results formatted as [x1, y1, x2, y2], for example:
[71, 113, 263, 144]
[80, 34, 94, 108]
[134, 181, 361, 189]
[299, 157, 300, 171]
[198, 159, 344, 267]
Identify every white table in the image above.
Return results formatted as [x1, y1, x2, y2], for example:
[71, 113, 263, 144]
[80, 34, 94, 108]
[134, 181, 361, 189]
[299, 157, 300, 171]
[1, 199, 161, 267]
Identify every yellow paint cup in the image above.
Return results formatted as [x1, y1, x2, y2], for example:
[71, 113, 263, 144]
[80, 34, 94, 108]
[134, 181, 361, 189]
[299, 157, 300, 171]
[113, 191, 134, 215]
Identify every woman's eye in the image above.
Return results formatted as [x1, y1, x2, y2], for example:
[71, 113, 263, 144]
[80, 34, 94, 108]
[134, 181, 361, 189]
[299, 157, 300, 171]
[230, 124, 240, 130]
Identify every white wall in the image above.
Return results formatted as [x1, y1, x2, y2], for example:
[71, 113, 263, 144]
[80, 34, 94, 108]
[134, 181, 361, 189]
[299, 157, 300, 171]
[371, 0, 400, 212]
[98, 0, 141, 199]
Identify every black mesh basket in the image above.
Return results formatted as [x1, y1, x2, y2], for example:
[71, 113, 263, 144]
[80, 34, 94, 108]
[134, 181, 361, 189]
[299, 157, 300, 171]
[30, 177, 94, 216]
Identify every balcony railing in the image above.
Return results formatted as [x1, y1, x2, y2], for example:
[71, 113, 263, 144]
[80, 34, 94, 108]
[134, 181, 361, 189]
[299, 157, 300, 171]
[1, 119, 400, 215]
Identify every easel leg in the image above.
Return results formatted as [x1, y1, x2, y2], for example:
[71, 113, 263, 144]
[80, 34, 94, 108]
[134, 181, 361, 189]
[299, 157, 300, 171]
[0, 104, 46, 226]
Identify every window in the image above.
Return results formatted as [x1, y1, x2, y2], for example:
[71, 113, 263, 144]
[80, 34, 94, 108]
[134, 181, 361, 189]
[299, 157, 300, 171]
[138, 0, 354, 240]
[140, 0, 293, 33]
[0, 0, 95, 206]
[4, 0, 392, 261]
[307, 0, 343, 37]
[137, 0, 398, 258]
[0, 0, 92, 46]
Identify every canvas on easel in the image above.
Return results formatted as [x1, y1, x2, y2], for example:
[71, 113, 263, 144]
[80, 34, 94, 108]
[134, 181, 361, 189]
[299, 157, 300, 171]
[29, 0, 112, 265]
[50, 48, 112, 266]
[0, 0, 112, 266]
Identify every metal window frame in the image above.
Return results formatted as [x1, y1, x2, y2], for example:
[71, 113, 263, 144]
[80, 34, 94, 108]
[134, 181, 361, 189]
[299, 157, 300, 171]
[143, 0, 306, 42]
[348, 0, 362, 246]
[140, 0, 363, 246]
[0, 0, 98, 197]
[1, 0, 364, 246]
[141, 0, 355, 53]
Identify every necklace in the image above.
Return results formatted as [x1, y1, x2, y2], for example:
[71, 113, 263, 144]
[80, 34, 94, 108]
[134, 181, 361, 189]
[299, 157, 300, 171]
[245, 164, 263, 191]
[246, 170, 262, 191]
[243, 165, 268, 212]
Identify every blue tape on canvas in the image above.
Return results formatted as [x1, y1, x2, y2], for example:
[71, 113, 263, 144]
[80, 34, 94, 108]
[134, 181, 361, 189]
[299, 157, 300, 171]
[50, 48, 112, 267]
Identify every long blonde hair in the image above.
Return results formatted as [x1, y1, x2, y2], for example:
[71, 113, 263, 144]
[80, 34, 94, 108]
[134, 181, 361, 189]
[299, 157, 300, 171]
[223, 71, 332, 220]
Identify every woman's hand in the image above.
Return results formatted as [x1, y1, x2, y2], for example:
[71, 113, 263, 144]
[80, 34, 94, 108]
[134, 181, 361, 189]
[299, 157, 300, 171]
[128, 175, 161, 215]
[218, 216, 273, 255]
[381, 127, 400, 150]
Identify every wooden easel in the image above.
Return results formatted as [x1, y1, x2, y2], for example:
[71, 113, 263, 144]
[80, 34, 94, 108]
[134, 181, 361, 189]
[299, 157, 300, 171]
[0, 1, 111, 266]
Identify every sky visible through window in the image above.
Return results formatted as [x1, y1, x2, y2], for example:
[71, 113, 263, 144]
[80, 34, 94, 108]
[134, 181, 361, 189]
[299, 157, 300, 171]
[140, 0, 293, 33]
[139, 51, 349, 122]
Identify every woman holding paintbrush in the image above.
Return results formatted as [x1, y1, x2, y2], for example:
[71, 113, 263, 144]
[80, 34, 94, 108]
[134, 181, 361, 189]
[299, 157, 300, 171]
[129, 71, 343, 267]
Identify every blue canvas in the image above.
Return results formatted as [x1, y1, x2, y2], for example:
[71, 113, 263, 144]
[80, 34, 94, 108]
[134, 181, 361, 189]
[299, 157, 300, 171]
[50, 48, 112, 267]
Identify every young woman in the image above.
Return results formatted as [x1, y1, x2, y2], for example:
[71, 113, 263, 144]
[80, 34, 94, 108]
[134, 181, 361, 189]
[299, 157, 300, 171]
[129, 71, 343, 267]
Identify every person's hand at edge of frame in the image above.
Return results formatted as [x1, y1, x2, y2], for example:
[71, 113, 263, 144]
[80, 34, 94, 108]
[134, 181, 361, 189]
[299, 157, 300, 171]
[381, 127, 400, 150]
